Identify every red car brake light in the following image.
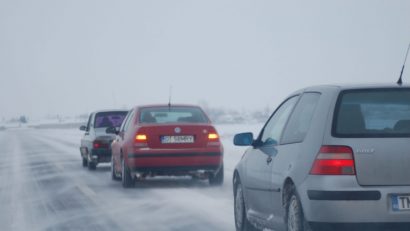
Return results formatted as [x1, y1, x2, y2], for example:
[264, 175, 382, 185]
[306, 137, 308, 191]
[134, 133, 148, 147]
[135, 134, 147, 141]
[208, 133, 219, 140]
[207, 132, 221, 146]
[310, 145, 355, 175]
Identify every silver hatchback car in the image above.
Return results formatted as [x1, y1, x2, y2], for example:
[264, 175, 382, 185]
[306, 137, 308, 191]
[233, 84, 410, 231]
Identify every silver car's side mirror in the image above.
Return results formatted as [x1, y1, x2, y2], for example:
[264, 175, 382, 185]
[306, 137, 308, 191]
[234, 132, 254, 146]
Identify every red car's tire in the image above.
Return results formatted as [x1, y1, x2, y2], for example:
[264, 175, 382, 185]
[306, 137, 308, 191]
[121, 158, 134, 188]
[209, 164, 224, 186]
[111, 155, 121, 181]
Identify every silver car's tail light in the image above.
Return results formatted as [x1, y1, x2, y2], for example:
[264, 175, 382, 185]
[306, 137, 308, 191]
[310, 145, 356, 175]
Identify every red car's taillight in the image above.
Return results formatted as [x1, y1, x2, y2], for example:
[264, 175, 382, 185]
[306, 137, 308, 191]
[134, 133, 148, 147]
[208, 133, 219, 140]
[310, 145, 355, 175]
[207, 132, 220, 146]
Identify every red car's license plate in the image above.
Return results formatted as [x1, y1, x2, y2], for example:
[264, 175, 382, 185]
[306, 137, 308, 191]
[161, 135, 194, 144]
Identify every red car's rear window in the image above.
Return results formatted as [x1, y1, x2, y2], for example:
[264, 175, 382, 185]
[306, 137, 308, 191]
[139, 106, 209, 124]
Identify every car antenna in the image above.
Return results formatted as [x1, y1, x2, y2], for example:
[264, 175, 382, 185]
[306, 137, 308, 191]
[168, 85, 172, 110]
[397, 42, 410, 85]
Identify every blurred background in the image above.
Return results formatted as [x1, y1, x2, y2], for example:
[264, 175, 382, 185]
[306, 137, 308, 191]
[1, 0, 410, 124]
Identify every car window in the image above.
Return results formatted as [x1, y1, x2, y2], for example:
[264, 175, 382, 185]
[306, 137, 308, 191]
[260, 96, 299, 145]
[86, 113, 93, 131]
[281, 93, 321, 144]
[139, 106, 209, 124]
[333, 88, 410, 137]
[119, 111, 131, 132]
[94, 111, 128, 128]
[121, 110, 135, 132]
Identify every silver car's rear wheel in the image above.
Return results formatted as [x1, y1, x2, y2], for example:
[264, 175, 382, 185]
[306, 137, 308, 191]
[286, 189, 311, 231]
[287, 195, 303, 231]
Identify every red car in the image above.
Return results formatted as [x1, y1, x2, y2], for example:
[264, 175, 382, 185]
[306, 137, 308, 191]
[108, 104, 224, 188]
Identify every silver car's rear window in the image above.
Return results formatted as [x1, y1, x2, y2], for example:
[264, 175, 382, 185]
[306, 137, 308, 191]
[333, 88, 410, 138]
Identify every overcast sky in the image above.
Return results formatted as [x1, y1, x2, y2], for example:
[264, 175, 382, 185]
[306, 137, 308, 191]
[1, 0, 410, 119]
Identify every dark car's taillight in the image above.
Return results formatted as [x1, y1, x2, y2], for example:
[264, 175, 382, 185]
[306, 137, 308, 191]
[310, 145, 355, 175]
[93, 140, 109, 149]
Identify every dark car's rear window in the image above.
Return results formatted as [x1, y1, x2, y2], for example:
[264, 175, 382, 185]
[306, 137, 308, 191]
[139, 106, 209, 124]
[333, 88, 410, 138]
[94, 111, 128, 128]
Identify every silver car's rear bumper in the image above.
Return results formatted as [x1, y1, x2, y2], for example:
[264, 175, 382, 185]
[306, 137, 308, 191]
[299, 175, 410, 223]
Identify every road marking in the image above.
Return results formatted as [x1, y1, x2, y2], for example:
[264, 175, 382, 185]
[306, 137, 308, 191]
[77, 182, 97, 198]
[10, 133, 28, 230]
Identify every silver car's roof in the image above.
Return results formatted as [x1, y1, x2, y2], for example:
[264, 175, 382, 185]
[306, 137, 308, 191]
[291, 83, 410, 94]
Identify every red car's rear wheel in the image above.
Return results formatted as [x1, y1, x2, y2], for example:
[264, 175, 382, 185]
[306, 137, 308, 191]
[121, 158, 134, 188]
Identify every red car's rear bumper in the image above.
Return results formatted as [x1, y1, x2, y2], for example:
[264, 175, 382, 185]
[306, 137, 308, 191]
[127, 149, 223, 173]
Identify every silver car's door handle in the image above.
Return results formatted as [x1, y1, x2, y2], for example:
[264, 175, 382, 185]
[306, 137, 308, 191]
[266, 156, 272, 164]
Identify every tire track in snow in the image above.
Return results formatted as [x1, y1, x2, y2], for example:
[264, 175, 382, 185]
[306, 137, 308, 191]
[31, 129, 238, 230]
[0, 130, 123, 231]
[2, 128, 246, 231]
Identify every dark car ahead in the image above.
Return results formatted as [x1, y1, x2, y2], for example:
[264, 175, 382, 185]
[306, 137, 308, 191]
[79, 110, 128, 170]
[233, 84, 410, 231]
[108, 104, 224, 188]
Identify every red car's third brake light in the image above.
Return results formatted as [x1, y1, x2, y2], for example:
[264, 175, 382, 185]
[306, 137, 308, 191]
[310, 145, 355, 175]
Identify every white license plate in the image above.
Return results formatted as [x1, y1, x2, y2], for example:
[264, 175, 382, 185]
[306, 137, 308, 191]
[161, 135, 194, 144]
[392, 195, 410, 211]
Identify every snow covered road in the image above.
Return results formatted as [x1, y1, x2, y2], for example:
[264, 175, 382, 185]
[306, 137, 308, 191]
[0, 124, 263, 231]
